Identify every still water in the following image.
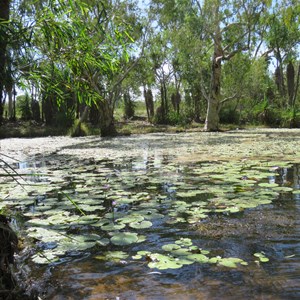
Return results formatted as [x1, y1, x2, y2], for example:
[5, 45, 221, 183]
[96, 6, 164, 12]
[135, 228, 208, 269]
[44, 163, 300, 299]
[1, 131, 299, 299]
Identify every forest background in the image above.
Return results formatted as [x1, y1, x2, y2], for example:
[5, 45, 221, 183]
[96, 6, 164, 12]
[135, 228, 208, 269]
[0, 0, 299, 137]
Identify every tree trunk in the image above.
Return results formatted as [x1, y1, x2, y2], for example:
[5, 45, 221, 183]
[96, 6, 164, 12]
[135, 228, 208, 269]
[0, 0, 10, 124]
[159, 81, 168, 123]
[193, 85, 202, 122]
[171, 92, 181, 114]
[293, 65, 300, 108]
[99, 99, 117, 136]
[205, 11, 222, 132]
[7, 87, 13, 119]
[287, 61, 295, 107]
[274, 50, 286, 104]
[144, 88, 154, 122]
[6, 73, 13, 120]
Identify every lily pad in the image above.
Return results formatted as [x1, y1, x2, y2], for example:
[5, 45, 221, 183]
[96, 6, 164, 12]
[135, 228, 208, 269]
[110, 232, 139, 246]
[148, 254, 183, 270]
[129, 220, 153, 229]
[218, 257, 246, 268]
[101, 222, 126, 231]
[162, 244, 181, 251]
[254, 252, 269, 262]
[95, 251, 129, 262]
[32, 250, 59, 264]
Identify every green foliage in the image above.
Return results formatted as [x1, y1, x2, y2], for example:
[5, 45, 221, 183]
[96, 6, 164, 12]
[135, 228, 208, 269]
[3, 0, 300, 132]
[123, 92, 135, 119]
[167, 110, 192, 126]
[280, 108, 300, 128]
[16, 94, 32, 120]
[53, 110, 74, 128]
[219, 103, 240, 124]
[250, 100, 280, 126]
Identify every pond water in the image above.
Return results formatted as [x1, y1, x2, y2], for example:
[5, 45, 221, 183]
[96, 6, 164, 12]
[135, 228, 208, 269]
[0, 130, 300, 299]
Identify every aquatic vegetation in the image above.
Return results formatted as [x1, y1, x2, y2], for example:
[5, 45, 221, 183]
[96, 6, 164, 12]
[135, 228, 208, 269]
[0, 129, 299, 273]
[254, 252, 270, 263]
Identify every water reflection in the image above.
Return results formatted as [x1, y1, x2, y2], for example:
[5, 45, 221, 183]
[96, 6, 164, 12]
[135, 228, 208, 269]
[16, 157, 48, 183]
[7, 140, 300, 300]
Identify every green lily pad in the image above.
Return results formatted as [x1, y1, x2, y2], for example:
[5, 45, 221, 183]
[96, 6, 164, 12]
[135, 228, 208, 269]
[218, 257, 246, 268]
[175, 238, 193, 247]
[148, 254, 183, 270]
[101, 222, 126, 231]
[110, 232, 139, 246]
[186, 254, 209, 263]
[162, 244, 181, 251]
[117, 215, 144, 224]
[258, 183, 279, 188]
[32, 250, 59, 264]
[254, 252, 269, 262]
[129, 220, 153, 229]
[95, 251, 129, 262]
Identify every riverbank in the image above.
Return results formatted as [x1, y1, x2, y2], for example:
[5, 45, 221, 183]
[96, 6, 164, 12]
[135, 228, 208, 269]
[0, 118, 241, 139]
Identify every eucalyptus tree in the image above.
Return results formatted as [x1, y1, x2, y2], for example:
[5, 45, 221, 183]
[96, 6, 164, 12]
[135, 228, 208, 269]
[199, 0, 271, 131]
[149, 32, 175, 123]
[149, 0, 272, 130]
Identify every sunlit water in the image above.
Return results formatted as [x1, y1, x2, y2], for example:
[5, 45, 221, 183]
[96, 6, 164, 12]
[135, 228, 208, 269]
[1, 131, 299, 299]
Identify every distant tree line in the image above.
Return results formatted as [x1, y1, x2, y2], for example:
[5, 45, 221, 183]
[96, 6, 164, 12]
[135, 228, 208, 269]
[0, 0, 299, 135]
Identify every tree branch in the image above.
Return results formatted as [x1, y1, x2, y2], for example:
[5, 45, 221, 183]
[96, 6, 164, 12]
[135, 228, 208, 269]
[194, 0, 203, 15]
[200, 81, 210, 102]
[220, 93, 238, 104]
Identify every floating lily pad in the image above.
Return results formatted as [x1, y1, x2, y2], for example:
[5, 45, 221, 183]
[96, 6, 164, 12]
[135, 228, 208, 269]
[254, 252, 269, 262]
[129, 220, 152, 229]
[101, 222, 126, 231]
[110, 232, 139, 246]
[175, 238, 193, 247]
[218, 257, 247, 268]
[56, 234, 98, 252]
[162, 244, 181, 251]
[258, 183, 279, 188]
[32, 250, 59, 264]
[95, 251, 129, 262]
[186, 254, 209, 263]
[148, 254, 183, 270]
[117, 215, 144, 224]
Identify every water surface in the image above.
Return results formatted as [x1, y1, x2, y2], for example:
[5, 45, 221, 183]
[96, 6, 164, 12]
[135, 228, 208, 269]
[0, 130, 299, 299]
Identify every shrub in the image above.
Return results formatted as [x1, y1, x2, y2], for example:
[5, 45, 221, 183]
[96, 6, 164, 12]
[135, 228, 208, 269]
[219, 104, 240, 124]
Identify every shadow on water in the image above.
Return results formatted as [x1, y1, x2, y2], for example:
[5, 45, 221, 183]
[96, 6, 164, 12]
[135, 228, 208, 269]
[2, 133, 300, 300]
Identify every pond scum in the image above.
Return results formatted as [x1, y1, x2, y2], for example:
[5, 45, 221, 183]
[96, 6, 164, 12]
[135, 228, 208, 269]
[0, 129, 300, 298]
